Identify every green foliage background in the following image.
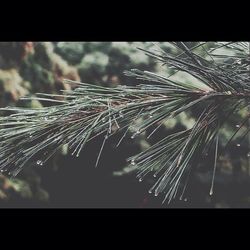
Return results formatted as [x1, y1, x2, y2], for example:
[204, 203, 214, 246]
[0, 42, 249, 208]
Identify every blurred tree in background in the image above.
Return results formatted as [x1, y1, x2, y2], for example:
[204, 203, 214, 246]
[0, 42, 249, 208]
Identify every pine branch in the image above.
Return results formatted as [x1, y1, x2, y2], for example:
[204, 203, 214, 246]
[0, 42, 249, 203]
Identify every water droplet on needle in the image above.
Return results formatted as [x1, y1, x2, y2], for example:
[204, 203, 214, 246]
[37, 160, 43, 166]
[131, 159, 136, 165]
[119, 111, 124, 118]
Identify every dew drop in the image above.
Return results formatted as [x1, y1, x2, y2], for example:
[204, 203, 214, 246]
[184, 198, 188, 202]
[119, 111, 124, 118]
[148, 190, 152, 194]
[149, 114, 153, 118]
[209, 190, 213, 196]
[139, 178, 143, 182]
[236, 124, 240, 128]
[154, 193, 158, 197]
[236, 143, 241, 147]
[247, 152, 250, 157]
[153, 174, 157, 178]
[131, 159, 136, 166]
[131, 130, 140, 139]
[36, 160, 43, 166]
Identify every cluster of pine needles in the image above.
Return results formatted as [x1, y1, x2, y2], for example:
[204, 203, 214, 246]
[0, 42, 249, 203]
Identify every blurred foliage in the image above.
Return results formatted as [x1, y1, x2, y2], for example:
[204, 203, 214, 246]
[0, 42, 81, 206]
[55, 42, 156, 85]
[0, 42, 250, 208]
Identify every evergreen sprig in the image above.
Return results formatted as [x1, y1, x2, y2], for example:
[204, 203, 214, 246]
[0, 42, 249, 203]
